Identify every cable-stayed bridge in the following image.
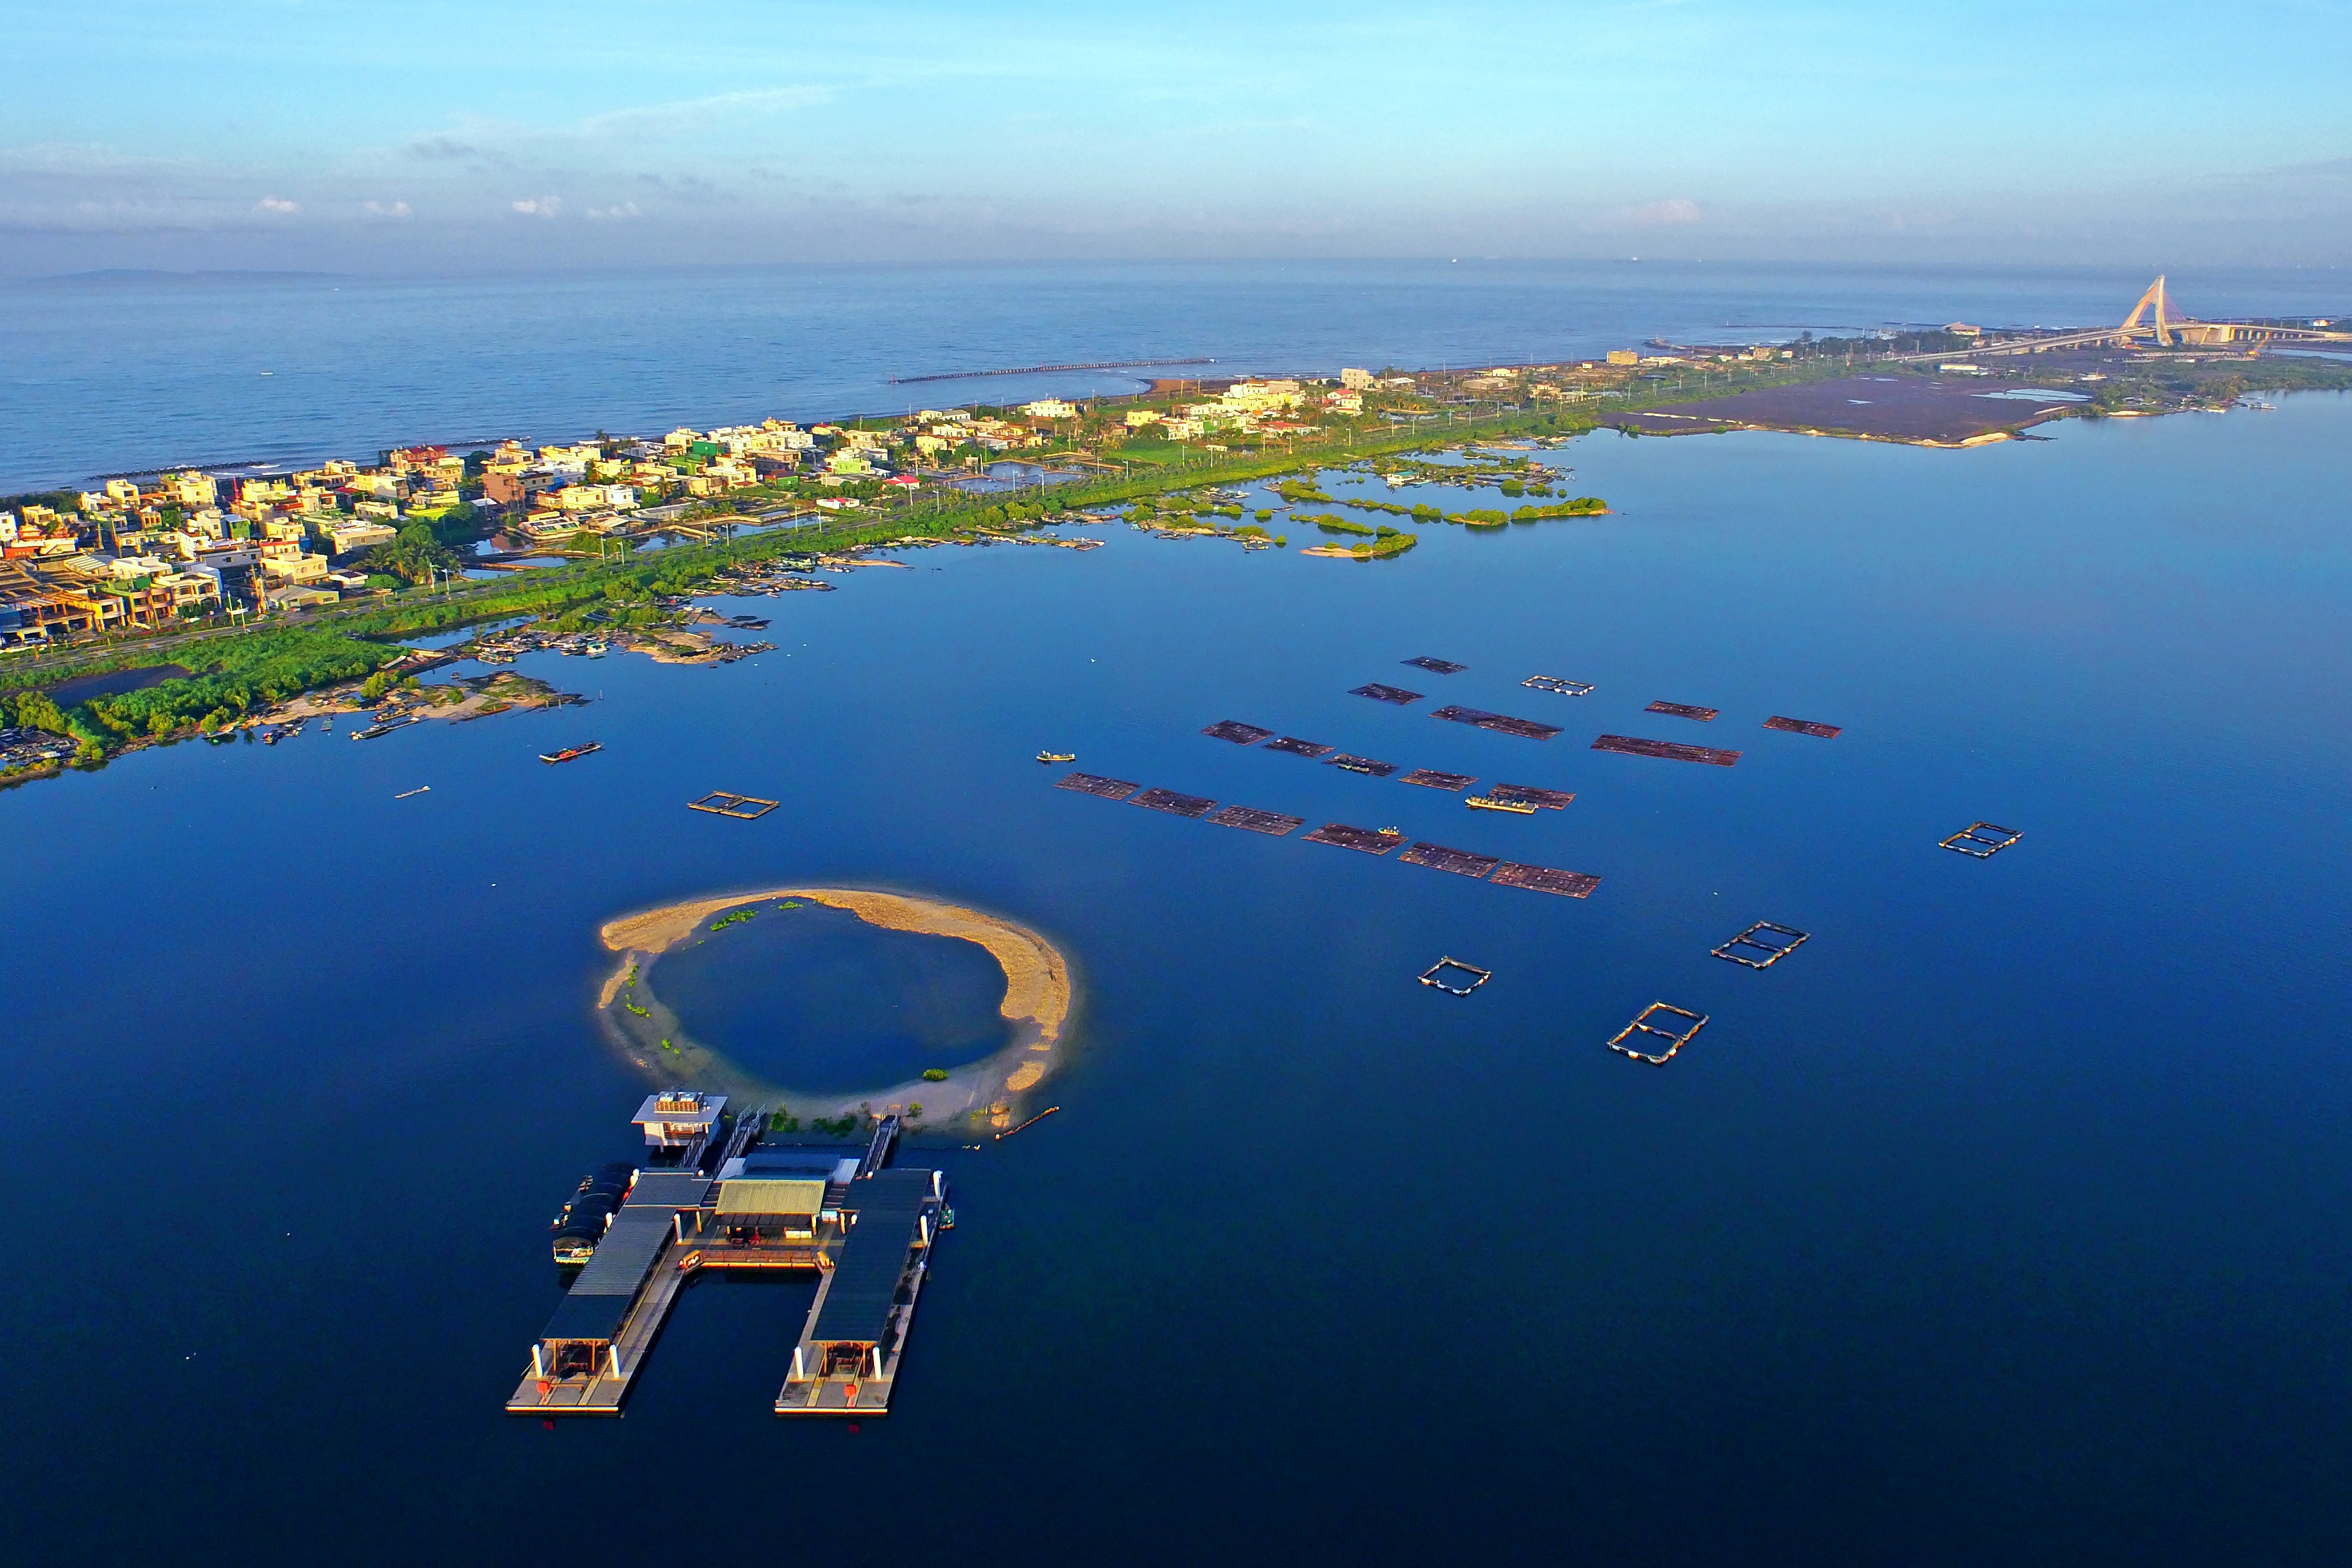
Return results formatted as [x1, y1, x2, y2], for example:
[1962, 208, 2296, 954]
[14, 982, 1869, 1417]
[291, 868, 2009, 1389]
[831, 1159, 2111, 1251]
[1898, 277, 2349, 360]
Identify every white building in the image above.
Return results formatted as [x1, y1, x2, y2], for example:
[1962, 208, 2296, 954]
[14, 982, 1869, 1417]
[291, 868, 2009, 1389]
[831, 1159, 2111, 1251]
[325, 521, 398, 555]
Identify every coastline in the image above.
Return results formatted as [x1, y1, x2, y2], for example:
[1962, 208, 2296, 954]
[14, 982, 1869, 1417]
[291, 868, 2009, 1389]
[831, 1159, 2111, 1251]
[597, 886, 1073, 1131]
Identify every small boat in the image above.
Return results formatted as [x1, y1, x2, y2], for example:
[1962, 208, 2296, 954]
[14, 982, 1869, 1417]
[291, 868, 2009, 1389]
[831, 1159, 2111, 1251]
[1036, 751, 1076, 763]
[585, 643, 608, 657]
[1465, 795, 1537, 815]
[540, 743, 603, 765]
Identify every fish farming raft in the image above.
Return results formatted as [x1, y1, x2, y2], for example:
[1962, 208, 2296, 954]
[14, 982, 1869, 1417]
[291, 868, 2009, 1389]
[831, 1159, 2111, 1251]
[1303, 822, 1406, 855]
[1712, 921, 1810, 969]
[1591, 734, 1742, 767]
[689, 791, 779, 819]
[1401, 768, 1477, 791]
[1419, 957, 1491, 996]
[1056, 771, 1140, 800]
[1207, 805, 1303, 836]
[1489, 863, 1601, 897]
[1399, 842, 1503, 878]
[1431, 706, 1562, 741]
[1940, 821, 2022, 858]
[1131, 787, 1217, 818]
[1608, 1003, 1709, 1065]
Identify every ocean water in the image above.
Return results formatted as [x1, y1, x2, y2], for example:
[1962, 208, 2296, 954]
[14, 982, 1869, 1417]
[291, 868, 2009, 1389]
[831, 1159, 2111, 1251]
[0, 258, 2339, 489]
[1, 269, 2351, 1564]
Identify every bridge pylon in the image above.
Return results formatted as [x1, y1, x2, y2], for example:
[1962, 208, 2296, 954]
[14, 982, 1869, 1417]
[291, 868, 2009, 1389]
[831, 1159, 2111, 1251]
[2119, 275, 2177, 346]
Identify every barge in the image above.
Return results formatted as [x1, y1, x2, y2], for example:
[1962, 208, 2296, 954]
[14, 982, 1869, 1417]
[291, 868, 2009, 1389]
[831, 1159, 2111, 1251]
[1464, 794, 1537, 815]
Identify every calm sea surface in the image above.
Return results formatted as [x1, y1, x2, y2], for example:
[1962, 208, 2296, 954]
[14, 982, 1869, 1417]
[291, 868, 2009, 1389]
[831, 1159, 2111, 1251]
[2, 266, 2351, 1564]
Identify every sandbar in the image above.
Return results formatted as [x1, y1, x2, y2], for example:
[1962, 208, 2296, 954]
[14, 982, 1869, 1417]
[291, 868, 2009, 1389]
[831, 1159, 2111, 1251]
[597, 887, 1073, 1129]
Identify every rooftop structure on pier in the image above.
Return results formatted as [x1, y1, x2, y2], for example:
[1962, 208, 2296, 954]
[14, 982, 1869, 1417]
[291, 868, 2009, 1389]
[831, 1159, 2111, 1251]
[631, 1088, 724, 1148]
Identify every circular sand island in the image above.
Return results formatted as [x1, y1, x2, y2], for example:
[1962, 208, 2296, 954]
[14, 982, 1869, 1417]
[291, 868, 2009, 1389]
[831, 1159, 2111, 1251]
[596, 888, 1071, 1135]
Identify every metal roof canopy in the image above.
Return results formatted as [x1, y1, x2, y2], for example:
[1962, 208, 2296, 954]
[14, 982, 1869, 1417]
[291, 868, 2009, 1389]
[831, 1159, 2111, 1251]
[809, 1169, 935, 1346]
[539, 1289, 628, 1347]
[623, 1172, 711, 1209]
[564, 1209, 673, 1296]
[721, 1147, 861, 1184]
[716, 1177, 827, 1217]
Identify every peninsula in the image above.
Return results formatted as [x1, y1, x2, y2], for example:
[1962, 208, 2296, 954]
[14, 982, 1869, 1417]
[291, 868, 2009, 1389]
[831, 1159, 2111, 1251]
[5, 283, 2345, 783]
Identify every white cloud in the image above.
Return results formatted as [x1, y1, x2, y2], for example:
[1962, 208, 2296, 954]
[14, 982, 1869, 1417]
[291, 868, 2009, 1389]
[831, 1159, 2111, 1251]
[364, 199, 412, 217]
[254, 195, 299, 213]
[585, 201, 641, 220]
[1620, 197, 1701, 227]
[575, 85, 833, 139]
[511, 195, 561, 215]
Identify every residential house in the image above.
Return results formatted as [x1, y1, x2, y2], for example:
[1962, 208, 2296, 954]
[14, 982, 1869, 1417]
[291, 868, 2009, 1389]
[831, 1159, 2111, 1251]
[324, 521, 398, 556]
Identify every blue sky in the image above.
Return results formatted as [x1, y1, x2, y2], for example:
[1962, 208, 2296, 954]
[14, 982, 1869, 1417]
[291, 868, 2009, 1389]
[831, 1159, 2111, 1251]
[3, 0, 2347, 273]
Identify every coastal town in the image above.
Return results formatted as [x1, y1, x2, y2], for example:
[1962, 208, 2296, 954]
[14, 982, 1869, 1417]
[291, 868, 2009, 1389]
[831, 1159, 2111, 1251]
[0, 359, 1635, 649]
[1, 308, 2338, 785]
[3, 305, 2318, 655]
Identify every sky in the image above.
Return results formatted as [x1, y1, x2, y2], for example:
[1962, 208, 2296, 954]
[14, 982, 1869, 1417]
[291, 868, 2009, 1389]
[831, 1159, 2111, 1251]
[3, 0, 2349, 275]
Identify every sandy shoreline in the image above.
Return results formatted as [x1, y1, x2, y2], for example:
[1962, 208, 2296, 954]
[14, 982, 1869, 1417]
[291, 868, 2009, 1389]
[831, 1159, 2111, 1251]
[597, 886, 1073, 1127]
